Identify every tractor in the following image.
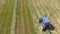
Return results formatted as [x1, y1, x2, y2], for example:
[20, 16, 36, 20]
[39, 16, 54, 31]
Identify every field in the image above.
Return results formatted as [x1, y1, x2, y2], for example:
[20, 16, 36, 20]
[32, 0, 60, 34]
[0, 0, 16, 34]
[0, 0, 60, 34]
[16, 0, 35, 34]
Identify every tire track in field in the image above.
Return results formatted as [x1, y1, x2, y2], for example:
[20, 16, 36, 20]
[23, 0, 35, 34]
[16, 0, 25, 34]
[24, 1, 32, 34]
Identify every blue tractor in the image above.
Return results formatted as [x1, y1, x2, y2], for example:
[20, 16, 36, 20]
[39, 16, 52, 31]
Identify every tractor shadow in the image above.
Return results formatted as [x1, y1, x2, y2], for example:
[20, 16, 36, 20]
[43, 24, 55, 32]
[48, 24, 55, 31]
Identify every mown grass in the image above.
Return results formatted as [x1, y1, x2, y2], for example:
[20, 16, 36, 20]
[16, 0, 36, 34]
[0, 0, 15, 34]
[25, 0, 36, 34]
[35, 0, 60, 34]
[31, 0, 60, 34]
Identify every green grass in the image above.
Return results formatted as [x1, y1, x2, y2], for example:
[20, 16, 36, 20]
[16, 0, 36, 34]
[0, 0, 15, 34]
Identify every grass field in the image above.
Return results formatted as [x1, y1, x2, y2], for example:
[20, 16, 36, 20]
[31, 0, 60, 34]
[0, 0, 16, 34]
[0, 0, 60, 34]
[16, 0, 35, 34]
